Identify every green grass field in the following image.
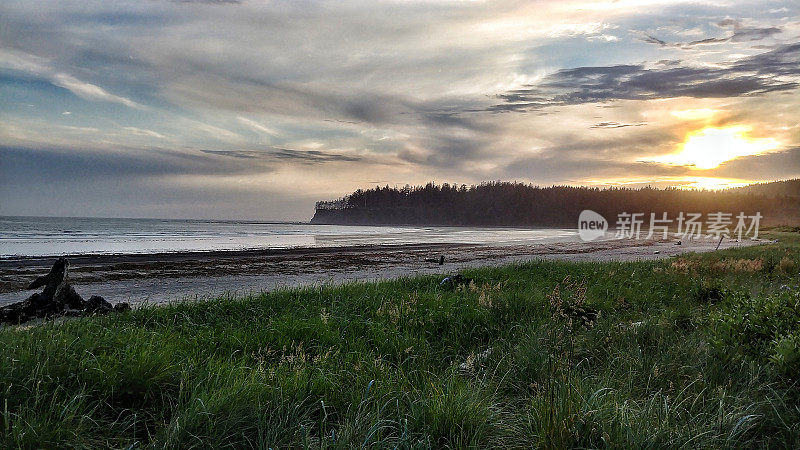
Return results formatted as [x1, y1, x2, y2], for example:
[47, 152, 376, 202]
[2, 232, 799, 448]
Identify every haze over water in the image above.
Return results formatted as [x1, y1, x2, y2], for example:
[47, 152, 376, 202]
[0, 216, 584, 258]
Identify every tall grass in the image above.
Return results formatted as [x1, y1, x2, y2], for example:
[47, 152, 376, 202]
[1, 231, 799, 448]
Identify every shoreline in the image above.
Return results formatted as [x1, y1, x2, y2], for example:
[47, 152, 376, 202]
[0, 237, 762, 306]
[0, 242, 480, 267]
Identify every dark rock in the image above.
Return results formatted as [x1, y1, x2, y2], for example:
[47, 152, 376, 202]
[114, 302, 132, 313]
[85, 296, 113, 314]
[1, 258, 128, 326]
[28, 257, 69, 296]
[56, 284, 86, 310]
[0, 291, 64, 325]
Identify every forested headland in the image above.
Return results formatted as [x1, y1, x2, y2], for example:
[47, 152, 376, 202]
[311, 179, 800, 227]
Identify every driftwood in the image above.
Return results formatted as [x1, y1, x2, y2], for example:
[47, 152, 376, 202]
[0, 258, 130, 326]
[424, 255, 445, 265]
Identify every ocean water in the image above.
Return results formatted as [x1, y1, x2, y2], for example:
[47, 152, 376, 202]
[0, 216, 585, 257]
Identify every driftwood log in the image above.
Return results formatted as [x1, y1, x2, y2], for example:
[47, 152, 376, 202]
[424, 255, 445, 265]
[0, 258, 130, 326]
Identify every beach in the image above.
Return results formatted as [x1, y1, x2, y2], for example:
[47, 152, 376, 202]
[0, 236, 760, 306]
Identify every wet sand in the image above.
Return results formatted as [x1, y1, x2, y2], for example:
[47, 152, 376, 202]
[0, 237, 761, 306]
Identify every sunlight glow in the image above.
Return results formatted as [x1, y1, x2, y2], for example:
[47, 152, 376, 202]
[581, 176, 754, 190]
[670, 108, 717, 120]
[652, 125, 780, 170]
[674, 177, 752, 190]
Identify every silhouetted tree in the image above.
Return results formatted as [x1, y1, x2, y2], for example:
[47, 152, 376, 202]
[312, 180, 800, 227]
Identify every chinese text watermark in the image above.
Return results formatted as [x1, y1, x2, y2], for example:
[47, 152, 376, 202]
[578, 210, 762, 242]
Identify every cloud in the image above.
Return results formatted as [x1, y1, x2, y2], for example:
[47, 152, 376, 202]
[590, 121, 647, 129]
[51, 73, 143, 108]
[0, 146, 318, 220]
[0, 49, 143, 109]
[707, 146, 800, 180]
[502, 150, 691, 182]
[181, 119, 243, 143]
[199, 147, 361, 164]
[641, 20, 783, 48]
[490, 43, 800, 112]
[236, 117, 280, 137]
[0, 145, 271, 180]
[271, 148, 361, 163]
[122, 127, 166, 139]
[547, 22, 619, 41]
[0, 0, 798, 219]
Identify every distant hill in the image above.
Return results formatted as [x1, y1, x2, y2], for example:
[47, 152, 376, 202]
[311, 180, 800, 227]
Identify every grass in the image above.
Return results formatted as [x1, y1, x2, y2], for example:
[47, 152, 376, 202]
[1, 231, 799, 448]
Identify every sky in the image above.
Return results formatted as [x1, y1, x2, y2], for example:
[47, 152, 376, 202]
[1, 0, 799, 221]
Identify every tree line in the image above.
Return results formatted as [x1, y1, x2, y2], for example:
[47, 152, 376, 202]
[312, 180, 800, 227]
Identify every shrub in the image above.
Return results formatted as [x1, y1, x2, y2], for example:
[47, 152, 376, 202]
[769, 331, 800, 378]
[710, 289, 800, 372]
[777, 256, 796, 274]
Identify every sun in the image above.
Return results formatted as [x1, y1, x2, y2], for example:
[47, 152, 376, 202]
[653, 125, 779, 170]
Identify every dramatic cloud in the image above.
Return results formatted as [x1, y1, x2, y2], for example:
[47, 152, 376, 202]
[491, 44, 800, 112]
[0, 0, 798, 219]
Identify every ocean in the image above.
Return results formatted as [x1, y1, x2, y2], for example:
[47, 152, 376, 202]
[0, 216, 584, 258]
